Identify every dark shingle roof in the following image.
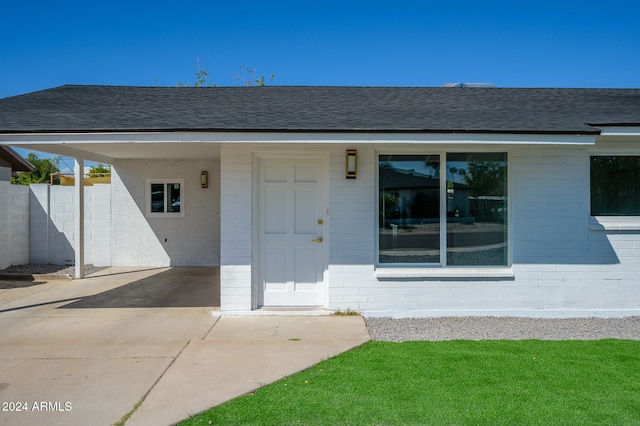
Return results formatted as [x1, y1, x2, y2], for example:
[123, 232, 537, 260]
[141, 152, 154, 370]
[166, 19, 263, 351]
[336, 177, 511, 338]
[0, 85, 639, 134]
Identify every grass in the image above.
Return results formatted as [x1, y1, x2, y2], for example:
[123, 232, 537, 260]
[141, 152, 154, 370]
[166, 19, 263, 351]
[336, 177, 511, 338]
[115, 396, 145, 426]
[333, 308, 359, 316]
[179, 339, 640, 425]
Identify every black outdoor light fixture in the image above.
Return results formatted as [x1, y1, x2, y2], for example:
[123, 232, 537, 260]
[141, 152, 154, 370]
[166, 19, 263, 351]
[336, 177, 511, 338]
[346, 149, 357, 179]
[201, 171, 209, 188]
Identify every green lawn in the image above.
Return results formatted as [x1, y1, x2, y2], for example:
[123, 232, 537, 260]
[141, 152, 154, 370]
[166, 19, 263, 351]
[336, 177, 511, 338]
[180, 340, 640, 425]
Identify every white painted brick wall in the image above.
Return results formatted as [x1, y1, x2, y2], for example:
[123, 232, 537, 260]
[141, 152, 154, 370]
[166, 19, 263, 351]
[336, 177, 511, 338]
[0, 181, 30, 269]
[328, 146, 376, 265]
[219, 145, 253, 311]
[217, 142, 640, 317]
[111, 159, 220, 267]
[325, 144, 640, 318]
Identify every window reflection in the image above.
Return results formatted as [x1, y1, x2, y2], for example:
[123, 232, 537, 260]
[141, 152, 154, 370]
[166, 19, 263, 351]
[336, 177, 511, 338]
[149, 182, 182, 215]
[151, 183, 165, 213]
[168, 183, 181, 213]
[378, 153, 508, 267]
[446, 153, 508, 266]
[591, 156, 640, 215]
[379, 155, 440, 264]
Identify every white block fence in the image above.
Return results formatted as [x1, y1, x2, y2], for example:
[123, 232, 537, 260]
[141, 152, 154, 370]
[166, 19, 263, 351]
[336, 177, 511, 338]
[0, 183, 111, 269]
[0, 181, 30, 269]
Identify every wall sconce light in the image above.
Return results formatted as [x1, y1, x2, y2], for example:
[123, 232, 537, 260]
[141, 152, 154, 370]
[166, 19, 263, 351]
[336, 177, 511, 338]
[346, 149, 357, 179]
[200, 171, 209, 188]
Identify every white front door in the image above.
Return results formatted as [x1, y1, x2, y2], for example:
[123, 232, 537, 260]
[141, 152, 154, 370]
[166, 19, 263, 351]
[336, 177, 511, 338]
[258, 156, 326, 307]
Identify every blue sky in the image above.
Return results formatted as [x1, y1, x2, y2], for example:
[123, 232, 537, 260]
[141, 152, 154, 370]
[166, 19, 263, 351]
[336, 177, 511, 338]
[1, 0, 639, 100]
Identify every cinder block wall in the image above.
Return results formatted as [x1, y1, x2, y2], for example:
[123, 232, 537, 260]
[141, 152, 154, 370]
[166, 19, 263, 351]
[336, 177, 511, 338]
[0, 181, 30, 269]
[48, 185, 74, 265]
[29, 184, 50, 264]
[85, 184, 111, 266]
[29, 184, 111, 266]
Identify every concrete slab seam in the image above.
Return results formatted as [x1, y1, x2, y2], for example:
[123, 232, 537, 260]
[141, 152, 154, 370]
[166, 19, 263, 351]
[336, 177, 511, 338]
[120, 339, 192, 423]
[201, 315, 221, 340]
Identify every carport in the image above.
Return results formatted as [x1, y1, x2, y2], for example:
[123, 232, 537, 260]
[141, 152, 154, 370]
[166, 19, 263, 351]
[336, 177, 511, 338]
[1, 135, 223, 279]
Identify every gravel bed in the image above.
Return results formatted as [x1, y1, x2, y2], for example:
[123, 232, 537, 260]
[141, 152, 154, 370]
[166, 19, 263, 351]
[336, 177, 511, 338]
[0, 264, 108, 277]
[365, 316, 640, 341]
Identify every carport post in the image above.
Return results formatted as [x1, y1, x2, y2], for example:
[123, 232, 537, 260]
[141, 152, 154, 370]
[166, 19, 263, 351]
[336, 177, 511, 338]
[74, 156, 85, 279]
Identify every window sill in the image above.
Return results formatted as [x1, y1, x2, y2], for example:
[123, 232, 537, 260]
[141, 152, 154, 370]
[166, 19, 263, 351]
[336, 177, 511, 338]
[589, 216, 640, 231]
[375, 267, 514, 280]
[147, 212, 185, 218]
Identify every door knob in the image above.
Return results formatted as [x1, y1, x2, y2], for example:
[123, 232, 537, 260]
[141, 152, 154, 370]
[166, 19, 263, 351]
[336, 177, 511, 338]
[311, 237, 323, 243]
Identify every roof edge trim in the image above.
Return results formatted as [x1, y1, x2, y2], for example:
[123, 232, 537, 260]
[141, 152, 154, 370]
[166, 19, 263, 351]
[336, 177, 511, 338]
[596, 126, 640, 136]
[0, 128, 602, 136]
[1, 131, 596, 146]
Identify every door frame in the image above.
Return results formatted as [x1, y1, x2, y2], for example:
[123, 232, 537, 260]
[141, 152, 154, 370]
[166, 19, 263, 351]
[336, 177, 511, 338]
[251, 151, 329, 310]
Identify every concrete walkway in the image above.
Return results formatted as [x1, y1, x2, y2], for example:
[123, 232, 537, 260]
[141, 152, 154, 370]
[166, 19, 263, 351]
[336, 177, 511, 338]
[0, 267, 371, 426]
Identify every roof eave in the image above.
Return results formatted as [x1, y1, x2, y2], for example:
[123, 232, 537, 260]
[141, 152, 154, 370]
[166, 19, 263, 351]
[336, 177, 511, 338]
[0, 144, 34, 172]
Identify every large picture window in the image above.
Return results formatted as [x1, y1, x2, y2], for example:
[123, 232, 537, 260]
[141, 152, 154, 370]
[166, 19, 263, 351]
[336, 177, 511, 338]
[147, 179, 184, 217]
[591, 156, 640, 216]
[378, 153, 508, 267]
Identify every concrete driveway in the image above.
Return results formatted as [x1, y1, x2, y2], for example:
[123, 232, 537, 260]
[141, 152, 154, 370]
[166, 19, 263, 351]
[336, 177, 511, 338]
[0, 267, 370, 426]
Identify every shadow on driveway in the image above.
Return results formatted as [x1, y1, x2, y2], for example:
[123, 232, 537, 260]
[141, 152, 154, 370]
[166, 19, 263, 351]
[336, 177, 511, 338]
[0, 281, 47, 289]
[59, 267, 220, 309]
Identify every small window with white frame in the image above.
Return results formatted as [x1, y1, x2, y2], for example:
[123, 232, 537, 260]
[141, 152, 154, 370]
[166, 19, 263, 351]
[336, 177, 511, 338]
[146, 179, 184, 217]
